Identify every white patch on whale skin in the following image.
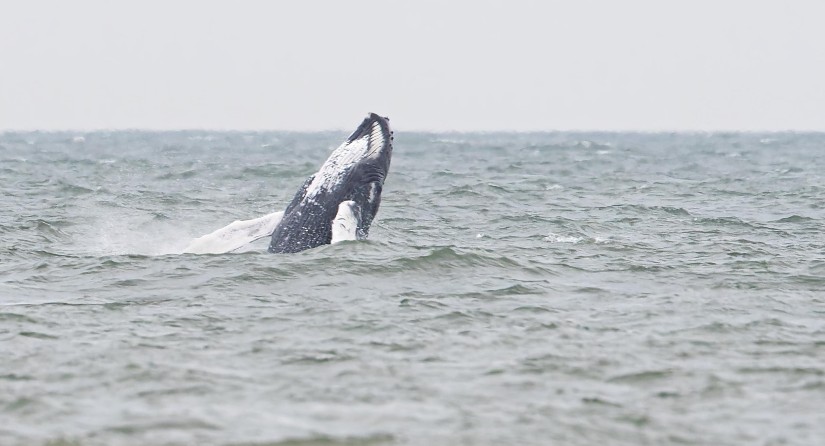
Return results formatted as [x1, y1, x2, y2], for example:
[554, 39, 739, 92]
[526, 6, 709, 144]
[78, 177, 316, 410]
[368, 182, 377, 203]
[304, 120, 386, 205]
[331, 200, 360, 244]
[184, 211, 284, 254]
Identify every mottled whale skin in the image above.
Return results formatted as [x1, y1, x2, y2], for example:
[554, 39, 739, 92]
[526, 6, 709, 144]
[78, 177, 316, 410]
[268, 113, 393, 253]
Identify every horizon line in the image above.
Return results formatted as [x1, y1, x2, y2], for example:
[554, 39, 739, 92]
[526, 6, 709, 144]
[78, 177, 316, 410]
[2, 126, 825, 134]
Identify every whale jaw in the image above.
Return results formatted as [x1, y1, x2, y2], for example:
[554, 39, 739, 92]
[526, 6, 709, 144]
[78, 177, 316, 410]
[268, 113, 392, 254]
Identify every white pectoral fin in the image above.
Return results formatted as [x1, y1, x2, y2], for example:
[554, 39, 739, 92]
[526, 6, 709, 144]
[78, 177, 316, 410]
[331, 201, 360, 244]
[183, 211, 284, 254]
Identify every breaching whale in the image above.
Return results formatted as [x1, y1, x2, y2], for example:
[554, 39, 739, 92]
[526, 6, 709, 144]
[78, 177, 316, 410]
[182, 113, 392, 255]
[268, 113, 393, 253]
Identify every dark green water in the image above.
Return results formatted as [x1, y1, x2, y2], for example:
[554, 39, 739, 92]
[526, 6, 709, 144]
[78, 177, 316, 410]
[1, 131, 824, 445]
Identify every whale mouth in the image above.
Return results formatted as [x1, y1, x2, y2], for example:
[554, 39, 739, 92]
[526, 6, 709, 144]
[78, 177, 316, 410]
[347, 113, 392, 144]
[345, 113, 393, 164]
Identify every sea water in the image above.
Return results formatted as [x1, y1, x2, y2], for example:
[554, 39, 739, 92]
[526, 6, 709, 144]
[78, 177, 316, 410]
[1, 131, 824, 445]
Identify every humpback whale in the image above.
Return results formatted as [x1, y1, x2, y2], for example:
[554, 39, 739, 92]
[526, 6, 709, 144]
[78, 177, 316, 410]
[181, 113, 392, 255]
[268, 113, 393, 253]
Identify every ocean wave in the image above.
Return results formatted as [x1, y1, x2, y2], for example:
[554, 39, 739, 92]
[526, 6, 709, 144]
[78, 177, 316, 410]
[354, 246, 523, 274]
[771, 215, 815, 223]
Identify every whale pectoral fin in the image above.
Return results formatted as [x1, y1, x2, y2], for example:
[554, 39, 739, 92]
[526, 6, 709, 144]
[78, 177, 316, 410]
[331, 200, 361, 244]
[184, 211, 284, 254]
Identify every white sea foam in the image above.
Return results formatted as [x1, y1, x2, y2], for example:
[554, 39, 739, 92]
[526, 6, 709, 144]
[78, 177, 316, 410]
[81, 213, 193, 257]
[544, 232, 584, 244]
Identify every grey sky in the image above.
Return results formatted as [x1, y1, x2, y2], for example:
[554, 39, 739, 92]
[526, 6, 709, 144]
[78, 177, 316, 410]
[1, 1, 823, 131]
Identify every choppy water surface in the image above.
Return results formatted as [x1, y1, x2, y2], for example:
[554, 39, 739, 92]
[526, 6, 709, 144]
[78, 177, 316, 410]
[1, 131, 824, 445]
